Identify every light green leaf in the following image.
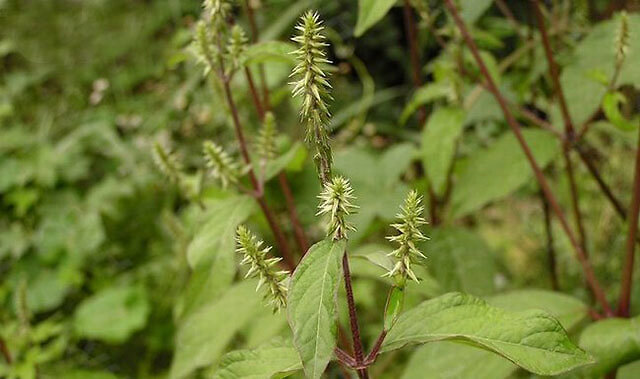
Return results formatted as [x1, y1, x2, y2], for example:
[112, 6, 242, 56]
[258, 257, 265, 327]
[354, 0, 397, 37]
[602, 92, 637, 131]
[382, 292, 593, 375]
[287, 239, 346, 379]
[620, 360, 640, 379]
[170, 280, 264, 379]
[422, 107, 464, 196]
[459, 0, 494, 24]
[400, 82, 451, 125]
[73, 285, 150, 344]
[427, 227, 497, 296]
[263, 142, 307, 181]
[186, 196, 255, 268]
[213, 338, 302, 379]
[245, 41, 296, 66]
[451, 129, 560, 217]
[384, 286, 404, 331]
[573, 316, 640, 377]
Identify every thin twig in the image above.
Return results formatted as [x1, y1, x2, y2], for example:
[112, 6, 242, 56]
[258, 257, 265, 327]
[540, 189, 560, 290]
[444, 0, 612, 315]
[364, 330, 388, 365]
[617, 123, 640, 317]
[342, 252, 368, 378]
[335, 347, 357, 368]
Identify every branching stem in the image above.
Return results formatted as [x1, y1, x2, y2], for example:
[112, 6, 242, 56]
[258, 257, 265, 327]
[342, 252, 368, 378]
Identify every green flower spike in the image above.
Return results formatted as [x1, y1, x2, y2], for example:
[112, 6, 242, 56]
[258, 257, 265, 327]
[202, 140, 242, 189]
[203, 0, 231, 32]
[226, 24, 248, 74]
[236, 225, 289, 312]
[193, 20, 217, 75]
[384, 190, 429, 287]
[152, 141, 184, 184]
[257, 111, 278, 162]
[317, 176, 357, 240]
[615, 11, 629, 67]
[291, 11, 333, 184]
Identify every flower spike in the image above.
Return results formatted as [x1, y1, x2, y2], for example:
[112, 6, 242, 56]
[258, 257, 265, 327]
[192, 20, 217, 75]
[290, 11, 333, 184]
[152, 141, 184, 184]
[615, 11, 630, 67]
[226, 24, 248, 74]
[202, 140, 242, 188]
[317, 176, 357, 240]
[384, 190, 429, 287]
[236, 225, 289, 312]
[257, 112, 278, 162]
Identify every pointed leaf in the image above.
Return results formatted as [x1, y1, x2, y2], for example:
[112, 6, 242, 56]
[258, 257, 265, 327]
[354, 0, 397, 37]
[287, 239, 346, 379]
[213, 338, 302, 379]
[382, 292, 593, 375]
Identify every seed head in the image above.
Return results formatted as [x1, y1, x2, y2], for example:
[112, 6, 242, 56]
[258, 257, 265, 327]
[202, 140, 242, 188]
[291, 11, 333, 183]
[257, 112, 278, 162]
[317, 176, 357, 240]
[384, 190, 428, 287]
[152, 141, 184, 184]
[236, 225, 289, 312]
[226, 24, 248, 74]
[192, 20, 218, 75]
[615, 11, 630, 67]
[203, 0, 231, 31]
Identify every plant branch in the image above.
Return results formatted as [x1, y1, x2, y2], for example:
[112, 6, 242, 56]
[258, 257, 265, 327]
[540, 189, 560, 290]
[0, 337, 11, 364]
[364, 329, 388, 366]
[342, 252, 368, 378]
[444, 0, 612, 315]
[617, 124, 640, 317]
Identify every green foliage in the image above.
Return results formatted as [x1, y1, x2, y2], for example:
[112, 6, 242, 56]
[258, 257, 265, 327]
[212, 338, 301, 379]
[354, 0, 397, 37]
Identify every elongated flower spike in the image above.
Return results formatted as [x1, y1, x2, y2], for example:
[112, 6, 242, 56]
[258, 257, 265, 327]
[257, 111, 278, 162]
[226, 24, 248, 75]
[291, 11, 333, 184]
[384, 190, 429, 287]
[203, 0, 231, 32]
[615, 11, 630, 67]
[236, 225, 289, 312]
[202, 140, 242, 189]
[192, 20, 217, 75]
[317, 176, 357, 240]
[152, 141, 184, 184]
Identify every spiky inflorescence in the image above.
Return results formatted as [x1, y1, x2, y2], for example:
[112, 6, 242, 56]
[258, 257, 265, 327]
[152, 141, 184, 183]
[384, 190, 428, 287]
[193, 20, 217, 74]
[202, 140, 241, 188]
[257, 112, 278, 161]
[236, 225, 289, 312]
[317, 176, 357, 240]
[203, 0, 231, 31]
[615, 11, 630, 67]
[291, 11, 333, 184]
[226, 24, 248, 74]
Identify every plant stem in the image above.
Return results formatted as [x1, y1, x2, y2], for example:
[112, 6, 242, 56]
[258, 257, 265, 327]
[540, 189, 560, 290]
[364, 330, 387, 365]
[532, 0, 589, 255]
[444, 0, 612, 315]
[0, 337, 11, 364]
[617, 124, 640, 317]
[244, 67, 264, 117]
[342, 252, 368, 378]
[215, 41, 296, 270]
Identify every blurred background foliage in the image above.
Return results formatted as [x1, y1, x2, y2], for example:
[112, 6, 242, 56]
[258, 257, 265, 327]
[0, 0, 639, 378]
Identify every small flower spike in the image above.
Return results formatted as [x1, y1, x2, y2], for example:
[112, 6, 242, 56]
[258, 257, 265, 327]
[202, 140, 241, 189]
[291, 11, 333, 184]
[203, 0, 231, 32]
[226, 24, 248, 74]
[615, 11, 629, 67]
[257, 112, 278, 162]
[317, 176, 357, 240]
[385, 190, 429, 287]
[193, 20, 217, 75]
[236, 225, 289, 312]
[152, 141, 184, 184]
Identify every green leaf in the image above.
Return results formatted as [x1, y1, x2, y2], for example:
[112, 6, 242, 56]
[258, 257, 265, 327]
[574, 316, 640, 377]
[73, 285, 150, 344]
[287, 239, 346, 379]
[245, 41, 296, 66]
[426, 227, 497, 296]
[487, 289, 588, 331]
[451, 129, 560, 217]
[354, 0, 397, 37]
[384, 286, 405, 331]
[421, 107, 465, 196]
[213, 338, 302, 379]
[602, 92, 637, 131]
[186, 196, 255, 268]
[170, 280, 265, 379]
[263, 142, 307, 181]
[400, 83, 451, 125]
[402, 289, 589, 379]
[382, 292, 593, 375]
[459, 0, 494, 24]
[620, 360, 640, 379]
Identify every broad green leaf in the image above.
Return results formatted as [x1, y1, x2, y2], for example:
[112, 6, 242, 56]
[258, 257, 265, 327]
[572, 316, 640, 377]
[382, 292, 593, 375]
[487, 289, 588, 330]
[213, 338, 302, 379]
[620, 360, 640, 379]
[561, 13, 640, 126]
[402, 341, 517, 379]
[245, 41, 296, 66]
[287, 239, 346, 379]
[186, 196, 255, 268]
[421, 107, 464, 196]
[426, 227, 497, 296]
[354, 0, 397, 37]
[400, 82, 451, 125]
[451, 129, 560, 217]
[73, 285, 150, 344]
[334, 144, 416, 240]
[170, 280, 264, 379]
[459, 0, 493, 24]
[602, 92, 637, 131]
